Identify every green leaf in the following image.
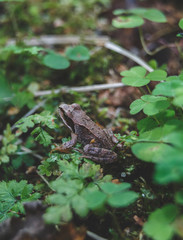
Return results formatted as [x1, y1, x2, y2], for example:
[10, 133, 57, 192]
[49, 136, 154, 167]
[175, 191, 183, 205]
[113, 9, 126, 15]
[44, 205, 72, 224]
[85, 190, 106, 210]
[142, 9, 167, 23]
[132, 142, 171, 162]
[173, 87, 183, 107]
[130, 95, 170, 116]
[137, 117, 158, 133]
[65, 45, 90, 61]
[13, 91, 35, 109]
[146, 70, 167, 81]
[107, 191, 138, 207]
[112, 15, 144, 28]
[0, 180, 40, 222]
[152, 80, 183, 97]
[43, 53, 70, 70]
[130, 99, 146, 114]
[132, 120, 183, 162]
[38, 160, 55, 177]
[71, 195, 89, 217]
[31, 127, 53, 146]
[16, 117, 35, 133]
[154, 150, 183, 184]
[0, 73, 12, 100]
[121, 66, 149, 87]
[143, 204, 177, 240]
[129, 8, 147, 16]
[1, 45, 42, 55]
[100, 182, 131, 194]
[179, 18, 183, 30]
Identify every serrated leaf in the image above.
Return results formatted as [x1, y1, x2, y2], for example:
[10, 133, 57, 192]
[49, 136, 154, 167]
[146, 70, 167, 81]
[16, 117, 35, 133]
[31, 128, 53, 146]
[143, 204, 177, 240]
[107, 191, 138, 207]
[85, 190, 106, 210]
[100, 182, 131, 194]
[43, 53, 70, 70]
[0, 180, 40, 222]
[112, 15, 144, 28]
[44, 205, 72, 224]
[65, 45, 90, 61]
[71, 195, 89, 217]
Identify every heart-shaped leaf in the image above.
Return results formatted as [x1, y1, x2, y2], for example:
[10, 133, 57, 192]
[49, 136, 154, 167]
[130, 95, 170, 115]
[146, 69, 167, 81]
[121, 66, 149, 87]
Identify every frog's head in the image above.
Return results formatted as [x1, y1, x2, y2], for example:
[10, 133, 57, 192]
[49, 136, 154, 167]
[58, 103, 81, 132]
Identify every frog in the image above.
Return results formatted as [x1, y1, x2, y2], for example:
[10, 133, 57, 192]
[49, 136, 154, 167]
[54, 103, 122, 163]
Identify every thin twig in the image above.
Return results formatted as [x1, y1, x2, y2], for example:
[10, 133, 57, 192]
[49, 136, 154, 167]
[6, 35, 110, 46]
[20, 146, 43, 160]
[86, 230, 108, 240]
[6, 34, 153, 72]
[104, 41, 153, 72]
[34, 83, 125, 97]
[36, 170, 55, 192]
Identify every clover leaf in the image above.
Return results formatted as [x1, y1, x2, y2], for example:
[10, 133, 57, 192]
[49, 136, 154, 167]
[146, 69, 167, 81]
[130, 95, 170, 115]
[152, 79, 183, 97]
[143, 204, 177, 240]
[121, 66, 149, 87]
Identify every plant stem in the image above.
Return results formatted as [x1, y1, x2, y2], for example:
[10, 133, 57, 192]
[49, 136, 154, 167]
[146, 85, 152, 94]
[139, 26, 168, 56]
[153, 115, 160, 125]
[36, 170, 55, 192]
[6, 4, 19, 39]
[109, 210, 124, 239]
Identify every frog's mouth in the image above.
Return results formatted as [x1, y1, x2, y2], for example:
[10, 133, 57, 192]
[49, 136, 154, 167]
[58, 108, 75, 132]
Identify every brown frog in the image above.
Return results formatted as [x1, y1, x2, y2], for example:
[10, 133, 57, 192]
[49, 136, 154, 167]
[54, 103, 122, 163]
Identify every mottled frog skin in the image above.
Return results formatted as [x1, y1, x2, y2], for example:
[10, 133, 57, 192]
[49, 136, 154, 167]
[55, 103, 122, 163]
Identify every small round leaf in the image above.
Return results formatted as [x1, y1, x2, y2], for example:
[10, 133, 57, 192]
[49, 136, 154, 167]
[112, 15, 144, 28]
[66, 45, 90, 61]
[179, 18, 183, 30]
[43, 53, 70, 70]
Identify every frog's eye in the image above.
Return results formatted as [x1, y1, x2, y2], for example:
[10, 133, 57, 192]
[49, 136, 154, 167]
[72, 103, 81, 110]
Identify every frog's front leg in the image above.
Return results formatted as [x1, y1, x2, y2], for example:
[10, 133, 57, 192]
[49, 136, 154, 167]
[52, 132, 77, 153]
[83, 144, 117, 163]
